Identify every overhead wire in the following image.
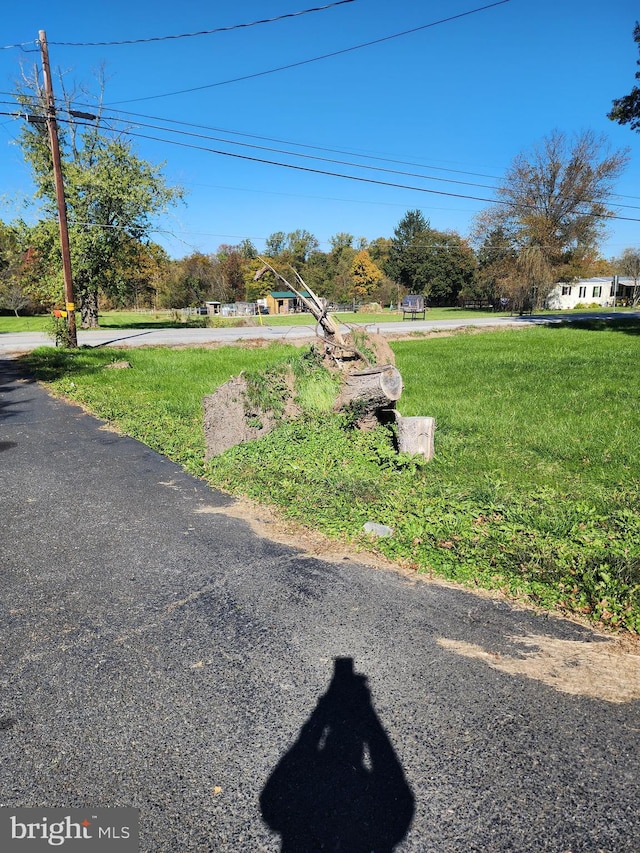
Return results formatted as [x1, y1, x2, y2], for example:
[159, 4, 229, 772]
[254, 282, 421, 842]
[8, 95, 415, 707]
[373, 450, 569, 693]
[105, 0, 512, 105]
[3, 102, 638, 220]
[0, 98, 508, 192]
[71, 103, 506, 182]
[54, 117, 640, 224]
[44, 110, 640, 217]
[8, 91, 640, 207]
[2, 0, 637, 231]
[45, 1, 356, 47]
[80, 110, 503, 192]
[8, 1, 636, 203]
[5, 104, 638, 222]
[0, 39, 38, 52]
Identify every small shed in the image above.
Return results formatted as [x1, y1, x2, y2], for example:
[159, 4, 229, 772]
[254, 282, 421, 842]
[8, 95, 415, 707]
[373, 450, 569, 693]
[401, 294, 426, 320]
[266, 290, 311, 315]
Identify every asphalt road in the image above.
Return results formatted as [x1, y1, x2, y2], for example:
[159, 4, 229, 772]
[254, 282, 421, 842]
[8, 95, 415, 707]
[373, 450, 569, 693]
[1, 357, 639, 852]
[2, 310, 638, 354]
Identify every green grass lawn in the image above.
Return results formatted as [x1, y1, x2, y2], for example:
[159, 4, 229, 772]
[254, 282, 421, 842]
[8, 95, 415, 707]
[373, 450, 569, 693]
[2, 305, 631, 335]
[0, 305, 556, 334]
[18, 319, 640, 631]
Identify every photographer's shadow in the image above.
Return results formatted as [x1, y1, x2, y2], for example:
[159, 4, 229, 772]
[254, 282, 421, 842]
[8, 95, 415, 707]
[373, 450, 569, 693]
[260, 658, 415, 852]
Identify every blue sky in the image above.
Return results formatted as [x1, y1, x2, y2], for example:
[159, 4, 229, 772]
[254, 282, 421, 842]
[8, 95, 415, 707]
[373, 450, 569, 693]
[1, 0, 639, 260]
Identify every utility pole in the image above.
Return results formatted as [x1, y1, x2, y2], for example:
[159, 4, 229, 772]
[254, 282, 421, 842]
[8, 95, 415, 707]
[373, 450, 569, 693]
[38, 29, 77, 347]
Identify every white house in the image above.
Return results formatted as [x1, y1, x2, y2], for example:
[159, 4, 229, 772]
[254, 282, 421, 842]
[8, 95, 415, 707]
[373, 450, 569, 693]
[545, 277, 635, 310]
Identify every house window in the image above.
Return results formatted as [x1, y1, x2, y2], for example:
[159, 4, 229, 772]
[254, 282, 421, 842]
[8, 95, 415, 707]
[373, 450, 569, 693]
[610, 283, 616, 297]
[592, 286, 602, 297]
[561, 285, 572, 296]
[578, 286, 587, 298]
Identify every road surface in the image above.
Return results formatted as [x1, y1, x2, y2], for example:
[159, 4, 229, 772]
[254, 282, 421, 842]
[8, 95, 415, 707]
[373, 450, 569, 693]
[1, 356, 639, 852]
[2, 310, 637, 354]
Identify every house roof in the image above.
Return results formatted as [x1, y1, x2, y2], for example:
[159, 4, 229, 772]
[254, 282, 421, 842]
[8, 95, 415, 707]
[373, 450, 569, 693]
[556, 277, 635, 284]
[270, 291, 310, 299]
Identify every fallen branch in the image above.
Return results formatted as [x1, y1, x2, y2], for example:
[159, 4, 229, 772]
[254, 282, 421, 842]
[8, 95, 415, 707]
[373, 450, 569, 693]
[255, 258, 370, 364]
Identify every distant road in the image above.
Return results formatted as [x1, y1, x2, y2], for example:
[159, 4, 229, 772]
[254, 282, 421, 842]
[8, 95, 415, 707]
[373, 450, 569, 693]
[1, 311, 637, 355]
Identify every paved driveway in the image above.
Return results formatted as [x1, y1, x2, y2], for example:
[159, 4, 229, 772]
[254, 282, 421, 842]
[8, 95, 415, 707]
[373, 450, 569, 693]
[1, 358, 638, 852]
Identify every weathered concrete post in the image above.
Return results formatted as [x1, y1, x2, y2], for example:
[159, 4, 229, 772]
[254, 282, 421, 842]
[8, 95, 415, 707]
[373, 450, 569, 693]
[395, 414, 435, 461]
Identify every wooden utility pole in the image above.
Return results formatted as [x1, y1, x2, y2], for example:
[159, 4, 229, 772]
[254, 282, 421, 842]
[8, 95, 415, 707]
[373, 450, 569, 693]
[38, 29, 77, 347]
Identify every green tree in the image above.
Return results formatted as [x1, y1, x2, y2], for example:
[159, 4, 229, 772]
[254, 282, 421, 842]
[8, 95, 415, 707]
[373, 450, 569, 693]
[326, 232, 356, 303]
[14, 220, 62, 309]
[216, 245, 247, 301]
[329, 232, 354, 256]
[385, 211, 476, 304]
[423, 230, 477, 306]
[244, 257, 275, 303]
[238, 238, 257, 259]
[16, 72, 183, 327]
[608, 22, 640, 131]
[368, 237, 392, 269]
[385, 210, 432, 295]
[158, 251, 223, 308]
[304, 250, 332, 298]
[126, 241, 170, 310]
[286, 229, 319, 266]
[0, 222, 30, 315]
[265, 231, 287, 257]
[464, 226, 516, 308]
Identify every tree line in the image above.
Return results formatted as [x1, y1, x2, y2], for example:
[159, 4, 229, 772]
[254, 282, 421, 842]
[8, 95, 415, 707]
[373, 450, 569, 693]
[3, 21, 640, 324]
[3, 191, 639, 321]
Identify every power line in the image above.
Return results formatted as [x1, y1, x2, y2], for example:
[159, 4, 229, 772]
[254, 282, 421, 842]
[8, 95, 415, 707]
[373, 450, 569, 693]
[0, 39, 38, 52]
[106, 0, 512, 105]
[6, 105, 640, 219]
[71, 120, 510, 204]
[84, 110, 503, 193]
[4, 91, 505, 183]
[59, 220, 634, 256]
[7, 89, 640, 206]
[161, 180, 478, 214]
[46, 1, 356, 47]
[79, 104, 507, 182]
[39, 111, 640, 216]
[2, 101, 508, 193]
[84, 122, 640, 224]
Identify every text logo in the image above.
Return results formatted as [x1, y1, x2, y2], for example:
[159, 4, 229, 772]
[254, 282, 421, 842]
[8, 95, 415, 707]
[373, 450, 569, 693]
[1, 809, 138, 851]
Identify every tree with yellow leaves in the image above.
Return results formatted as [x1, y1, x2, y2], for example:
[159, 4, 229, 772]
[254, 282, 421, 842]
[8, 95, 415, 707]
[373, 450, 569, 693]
[349, 249, 383, 300]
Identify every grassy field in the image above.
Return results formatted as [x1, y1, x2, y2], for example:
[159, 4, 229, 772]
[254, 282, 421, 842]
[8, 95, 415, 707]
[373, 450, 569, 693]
[0, 305, 592, 334]
[18, 318, 640, 631]
[0, 307, 468, 333]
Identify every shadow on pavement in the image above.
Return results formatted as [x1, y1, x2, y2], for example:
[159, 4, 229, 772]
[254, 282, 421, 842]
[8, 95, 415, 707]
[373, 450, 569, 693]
[0, 359, 36, 422]
[14, 349, 109, 382]
[260, 657, 415, 852]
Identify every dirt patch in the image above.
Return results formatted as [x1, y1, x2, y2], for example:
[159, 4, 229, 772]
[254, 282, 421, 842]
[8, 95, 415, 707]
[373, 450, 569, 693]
[437, 634, 640, 704]
[203, 375, 282, 460]
[194, 497, 400, 570]
[196, 496, 640, 704]
[381, 322, 532, 343]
